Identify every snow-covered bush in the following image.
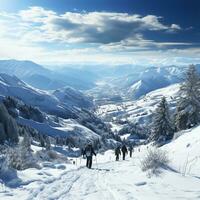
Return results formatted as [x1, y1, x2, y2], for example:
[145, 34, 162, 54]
[4, 133, 39, 170]
[141, 148, 169, 175]
[6, 145, 38, 170]
[0, 154, 8, 172]
[36, 150, 69, 163]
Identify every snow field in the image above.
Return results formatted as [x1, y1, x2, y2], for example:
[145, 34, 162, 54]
[2, 125, 200, 200]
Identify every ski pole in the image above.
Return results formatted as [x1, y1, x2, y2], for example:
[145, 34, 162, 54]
[95, 156, 98, 169]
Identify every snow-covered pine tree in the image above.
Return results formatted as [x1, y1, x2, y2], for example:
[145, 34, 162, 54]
[0, 103, 18, 144]
[19, 131, 36, 169]
[0, 123, 6, 144]
[39, 134, 45, 147]
[7, 132, 37, 170]
[175, 65, 200, 130]
[150, 97, 174, 143]
[21, 129, 31, 151]
[6, 117, 19, 144]
[45, 136, 51, 150]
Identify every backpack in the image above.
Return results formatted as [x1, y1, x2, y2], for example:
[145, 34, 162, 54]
[115, 147, 120, 155]
[85, 147, 92, 157]
[122, 145, 127, 153]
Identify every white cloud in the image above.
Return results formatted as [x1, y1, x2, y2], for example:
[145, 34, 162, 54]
[14, 7, 182, 44]
[19, 6, 56, 23]
[170, 23, 181, 30]
[0, 6, 198, 66]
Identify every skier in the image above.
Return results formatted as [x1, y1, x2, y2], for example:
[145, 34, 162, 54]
[129, 145, 133, 158]
[121, 144, 128, 160]
[115, 146, 121, 161]
[83, 143, 96, 169]
[81, 148, 85, 158]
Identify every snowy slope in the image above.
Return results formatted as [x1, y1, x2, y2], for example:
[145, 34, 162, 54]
[53, 87, 93, 109]
[0, 73, 62, 113]
[113, 66, 185, 99]
[0, 73, 106, 142]
[18, 117, 100, 141]
[127, 76, 170, 99]
[0, 59, 49, 77]
[87, 65, 184, 103]
[162, 126, 200, 176]
[88, 65, 200, 103]
[96, 83, 180, 128]
[2, 126, 200, 200]
[0, 60, 97, 90]
[0, 73, 93, 114]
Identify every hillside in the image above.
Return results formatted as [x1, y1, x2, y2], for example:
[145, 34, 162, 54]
[0, 60, 96, 90]
[0, 59, 49, 77]
[0, 73, 92, 112]
[0, 73, 113, 144]
[87, 65, 200, 103]
[96, 83, 180, 133]
[1, 125, 200, 200]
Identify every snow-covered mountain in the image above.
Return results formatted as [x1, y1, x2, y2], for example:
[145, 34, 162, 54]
[0, 59, 65, 90]
[127, 76, 169, 99]
[1, 61, 200, 200]
[0, 73, 72, 116]
[53, 87, 93, 109]
[124, 66, 183, 99]
[1, 59, 199, 99]
[96, 83, 180, 131]
[0, 73, 113, 143]
[0, 59, 49, 77]
[0, 60, 97, 90]
[88, 65, 200, 103]
[22, 74, 66, 90]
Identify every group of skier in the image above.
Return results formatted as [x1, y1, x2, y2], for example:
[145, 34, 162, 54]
[115, 144, 133, 161]
[82, 142, 134, 169]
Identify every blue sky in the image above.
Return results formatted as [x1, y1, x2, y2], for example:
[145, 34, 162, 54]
[0, 0, 199, 66]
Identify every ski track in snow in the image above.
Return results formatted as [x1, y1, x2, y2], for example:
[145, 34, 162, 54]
[25, 158, 139, 200]
[21, 154, 200, 200]
[2, 139, 200, 200]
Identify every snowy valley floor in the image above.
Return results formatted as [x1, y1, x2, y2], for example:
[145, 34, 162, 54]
[2, 126, 200, 200]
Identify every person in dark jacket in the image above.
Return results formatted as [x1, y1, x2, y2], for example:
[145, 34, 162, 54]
[121, 144, 128, 160]
[81, 148, 85, 158]
[83, 143, 96, 169]
[115, 146, 121, 161]
[129, 145, 133, 158]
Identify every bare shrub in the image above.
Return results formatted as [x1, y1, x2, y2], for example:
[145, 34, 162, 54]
[141, 148, 169, 176]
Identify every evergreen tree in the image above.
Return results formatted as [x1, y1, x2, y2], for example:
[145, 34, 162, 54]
[150, 97, 174, 143]
[21, 130, 31, 151]
[0, 123, 6, 144]
[175, 65, 200, 130]
[39, 134, 45, 147]
[45, 136, 51, 150]
[6, 117, 19, 143]
[0, 103, 18, 144]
